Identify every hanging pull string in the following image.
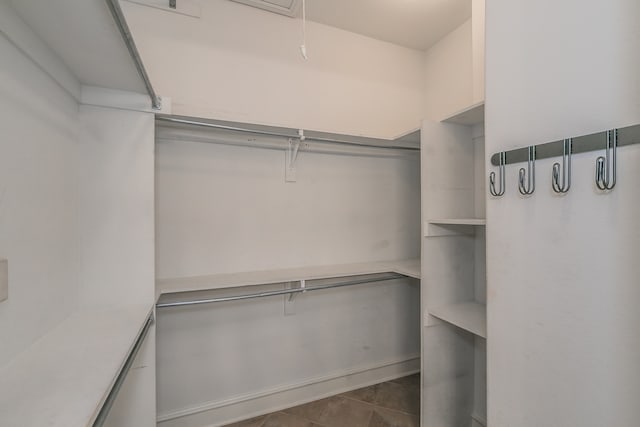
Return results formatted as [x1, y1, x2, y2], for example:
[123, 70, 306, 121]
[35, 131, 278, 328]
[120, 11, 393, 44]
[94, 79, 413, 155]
[300, 0, 308, 60]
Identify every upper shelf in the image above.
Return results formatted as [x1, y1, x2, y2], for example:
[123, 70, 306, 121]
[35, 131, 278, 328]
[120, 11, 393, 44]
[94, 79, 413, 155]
[157, 259, 421, 296]
[442, 102, 485, 126]
[11, 0, 146, 93]
[6, 0, 156, 103]
[0, 304, 153, 427]
[156, 114, 421, 152]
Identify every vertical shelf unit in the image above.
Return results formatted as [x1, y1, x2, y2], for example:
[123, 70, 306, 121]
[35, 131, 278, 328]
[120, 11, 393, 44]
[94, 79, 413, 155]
[420, 103, 487, 427]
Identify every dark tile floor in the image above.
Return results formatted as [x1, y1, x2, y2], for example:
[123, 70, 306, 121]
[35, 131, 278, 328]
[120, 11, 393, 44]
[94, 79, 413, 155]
[224, 374, 420, 427]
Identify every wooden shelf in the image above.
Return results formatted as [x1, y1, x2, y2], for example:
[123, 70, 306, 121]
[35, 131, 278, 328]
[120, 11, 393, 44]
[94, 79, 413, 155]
[425, 219, 486, 237]
[0, 304, 153, 427]
[442, 102, 485, 126]
[429, 302, 487, 338]
[428, 218, 486, 226]
[157, 259, 420, 296]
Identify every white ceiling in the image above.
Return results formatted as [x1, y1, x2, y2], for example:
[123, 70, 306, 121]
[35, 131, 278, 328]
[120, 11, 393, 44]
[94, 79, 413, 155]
[237, 0, 472, 51]
[10, 0, 147, 93]
[306, 0, 471, 51]
[8, 0, 469, 98]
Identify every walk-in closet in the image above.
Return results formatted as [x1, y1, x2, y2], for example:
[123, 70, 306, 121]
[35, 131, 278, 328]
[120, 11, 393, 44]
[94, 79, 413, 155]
[1, 0, 639, 427]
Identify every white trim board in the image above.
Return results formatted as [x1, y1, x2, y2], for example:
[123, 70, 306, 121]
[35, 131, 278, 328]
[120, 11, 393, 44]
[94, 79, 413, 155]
[157, 354, 420, 426]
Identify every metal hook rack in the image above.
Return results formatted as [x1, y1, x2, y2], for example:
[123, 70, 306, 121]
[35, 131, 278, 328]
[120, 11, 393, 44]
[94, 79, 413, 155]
[489, 123, 640, 196]
[490, 124, 638, 166]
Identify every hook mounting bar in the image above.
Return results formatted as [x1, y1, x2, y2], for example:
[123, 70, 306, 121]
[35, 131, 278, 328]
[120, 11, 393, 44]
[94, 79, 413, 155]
[490, 124, 639, 166]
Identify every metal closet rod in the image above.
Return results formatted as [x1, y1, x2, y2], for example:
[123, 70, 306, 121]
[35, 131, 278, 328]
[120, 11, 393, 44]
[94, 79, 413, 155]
[104, 0, 162, 110]
[156, 115, 421, 151]
[490, 123, 640, 166]
[156, 272, 407, 308]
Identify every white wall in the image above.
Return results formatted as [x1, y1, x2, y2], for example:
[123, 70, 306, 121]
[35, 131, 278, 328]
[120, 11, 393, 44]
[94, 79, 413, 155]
[471, 0, 485, 105]
[77, 104, 155, 308]
[423, 0, 485, 121]
[0, 5, 157, 424]
[423, 20, 474, 121]
[486, 0, 640, 426]
[126, 2, 428, 424]
[156, 141, 420, 278]
[155, 136, 421, 425]
[0, 11, 80, 367]
[74, 104, 157, 426]
[157, 279, 420, 426]
[122, 0, 426, 139]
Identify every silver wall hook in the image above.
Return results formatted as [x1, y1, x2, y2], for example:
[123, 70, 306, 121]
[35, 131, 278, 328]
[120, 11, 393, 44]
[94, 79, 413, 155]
[489, 152, 506, 197]
[552, 139, 572, 194]
[518, 146, 536, 195]
[595, 129, 617, 190]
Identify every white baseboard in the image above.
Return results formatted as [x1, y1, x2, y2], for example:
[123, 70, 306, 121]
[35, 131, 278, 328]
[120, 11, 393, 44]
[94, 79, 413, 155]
[157, 354, 420, 427]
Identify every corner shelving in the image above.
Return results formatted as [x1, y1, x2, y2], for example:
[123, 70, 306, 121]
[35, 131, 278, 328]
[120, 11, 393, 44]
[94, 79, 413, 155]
[425, 219, 486, 237]
[420, 108, 487, 427]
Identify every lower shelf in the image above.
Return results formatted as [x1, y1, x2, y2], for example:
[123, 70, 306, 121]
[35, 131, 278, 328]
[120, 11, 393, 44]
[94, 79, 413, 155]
[0, 304, 153, 427]
[428, 302, 487, 338]
[156, 259, 420, 296]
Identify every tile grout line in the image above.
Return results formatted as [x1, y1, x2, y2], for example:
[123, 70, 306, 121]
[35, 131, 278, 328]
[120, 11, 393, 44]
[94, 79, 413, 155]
[339, 392, 419, 417]
[280, 408, 329, 427]
[256, 413, 268, 427]
[364, 406, 374, 427]
[229, 375, 420, 427]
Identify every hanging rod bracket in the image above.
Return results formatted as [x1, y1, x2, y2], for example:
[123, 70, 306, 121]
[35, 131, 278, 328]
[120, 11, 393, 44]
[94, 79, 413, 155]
[284, 279, 305, 315]
[286, 136, 303, 182]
